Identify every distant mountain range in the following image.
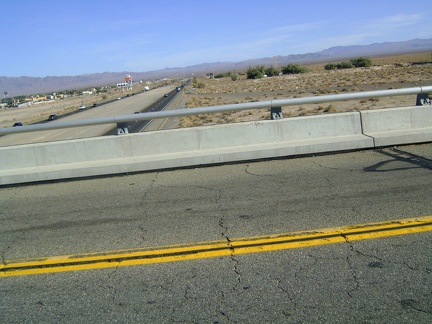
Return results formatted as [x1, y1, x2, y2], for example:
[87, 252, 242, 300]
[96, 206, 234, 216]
[2, 38, 431, 97]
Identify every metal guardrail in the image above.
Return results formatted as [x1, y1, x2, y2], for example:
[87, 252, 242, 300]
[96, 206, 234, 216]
[1, 86, 431, 135]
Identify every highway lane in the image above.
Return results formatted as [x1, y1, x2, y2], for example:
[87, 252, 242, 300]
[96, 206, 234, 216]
[0, 86, 175, 147]
[104, 88, 180, 135]
[1, 144, 432, 322]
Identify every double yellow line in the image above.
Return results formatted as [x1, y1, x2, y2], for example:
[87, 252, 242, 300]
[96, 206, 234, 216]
[2, 215, 432, 277]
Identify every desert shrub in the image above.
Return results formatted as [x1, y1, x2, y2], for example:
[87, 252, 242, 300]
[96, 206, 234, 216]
[265, 66, 280, 77]
[246, 65, 266, 79]
[281, 64, 308, 74]
[324, 63, 337, 70]
[192, 77, 206, 88]
[231, 74, 239, 81]
[336, 61, 353, 69]
[323, 104, 336, 113]
[350, 57, 372, 67]
[325, 57, 371, 70]
[215, 71, 233, 78]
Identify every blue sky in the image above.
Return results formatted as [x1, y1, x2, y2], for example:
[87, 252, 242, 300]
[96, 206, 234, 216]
[1, 0, 431, 77]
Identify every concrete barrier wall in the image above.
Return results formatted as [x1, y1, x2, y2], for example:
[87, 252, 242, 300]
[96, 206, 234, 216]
[361, 106, 432, 147]
[1, 106, 431, 185]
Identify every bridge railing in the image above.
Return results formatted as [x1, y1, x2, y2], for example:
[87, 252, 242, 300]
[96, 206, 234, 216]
[1, 85, 431, 136]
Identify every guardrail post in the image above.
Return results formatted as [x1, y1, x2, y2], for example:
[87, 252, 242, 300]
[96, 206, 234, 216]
[117, 122, 129, 135]
[271, 107, 283, 119]
[416, 93, 431, 106]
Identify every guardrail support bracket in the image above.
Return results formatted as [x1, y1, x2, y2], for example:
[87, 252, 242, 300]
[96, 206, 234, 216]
[117, 122, 129, 135]
[271, 107, 283, 120]
[416, 93, 431, 106]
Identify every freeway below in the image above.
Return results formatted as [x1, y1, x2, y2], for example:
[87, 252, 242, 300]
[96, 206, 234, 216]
[0, 86, 176, 147]
[1, 143, 432, 322]
[104, 88, 180, 135]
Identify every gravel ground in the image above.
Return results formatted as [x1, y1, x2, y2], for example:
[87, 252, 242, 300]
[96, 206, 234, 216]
[179, 52, 432, 127]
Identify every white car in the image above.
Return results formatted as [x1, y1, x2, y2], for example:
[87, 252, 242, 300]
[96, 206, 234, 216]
[79, 105, 86, 110]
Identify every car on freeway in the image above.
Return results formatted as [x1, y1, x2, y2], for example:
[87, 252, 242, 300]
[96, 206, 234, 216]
[48, 114, 58, 121]
[92, 103, 98, 107]
[117, 97, 121, 100]
[79, 105, 86, 110]
[12, 122, 23, 127]
[164, 94, 168, 97]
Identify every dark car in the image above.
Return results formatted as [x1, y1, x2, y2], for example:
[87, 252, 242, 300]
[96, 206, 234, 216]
[164, 94, 168, 97]
[48, 114, 58, 121]
[12, 122, 23, 127]
[92, 103, 98, 107]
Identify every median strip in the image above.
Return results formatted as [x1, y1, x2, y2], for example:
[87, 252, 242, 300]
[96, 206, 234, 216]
[1, 215, 431, 277]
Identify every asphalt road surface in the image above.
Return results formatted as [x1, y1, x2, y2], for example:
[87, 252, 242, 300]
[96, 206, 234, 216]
[104, 88, 180, 135]
[0, 86, 175, 147]
[1, 143, 432, 323]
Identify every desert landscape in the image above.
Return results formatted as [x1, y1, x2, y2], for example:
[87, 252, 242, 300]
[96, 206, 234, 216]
[1, 52, 431, 129]
[179, 52, 432, 127]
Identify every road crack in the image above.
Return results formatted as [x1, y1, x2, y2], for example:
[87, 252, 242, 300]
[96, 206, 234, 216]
[198, 185, 242, 289]
[341, 233, 361, 297]
[400, 299, 432, 315]
[312, 160, 358, 172]
[276, 279, 297, 307]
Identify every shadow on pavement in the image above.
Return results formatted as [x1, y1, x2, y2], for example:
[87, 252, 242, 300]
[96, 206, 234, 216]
[364, 147, 432, 172]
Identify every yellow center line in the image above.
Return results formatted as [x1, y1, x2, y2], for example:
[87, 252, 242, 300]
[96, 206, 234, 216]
[1, 215, 432, 277]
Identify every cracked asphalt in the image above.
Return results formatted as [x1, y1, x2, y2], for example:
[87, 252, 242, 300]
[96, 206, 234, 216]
[1, 143, 431, 323]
